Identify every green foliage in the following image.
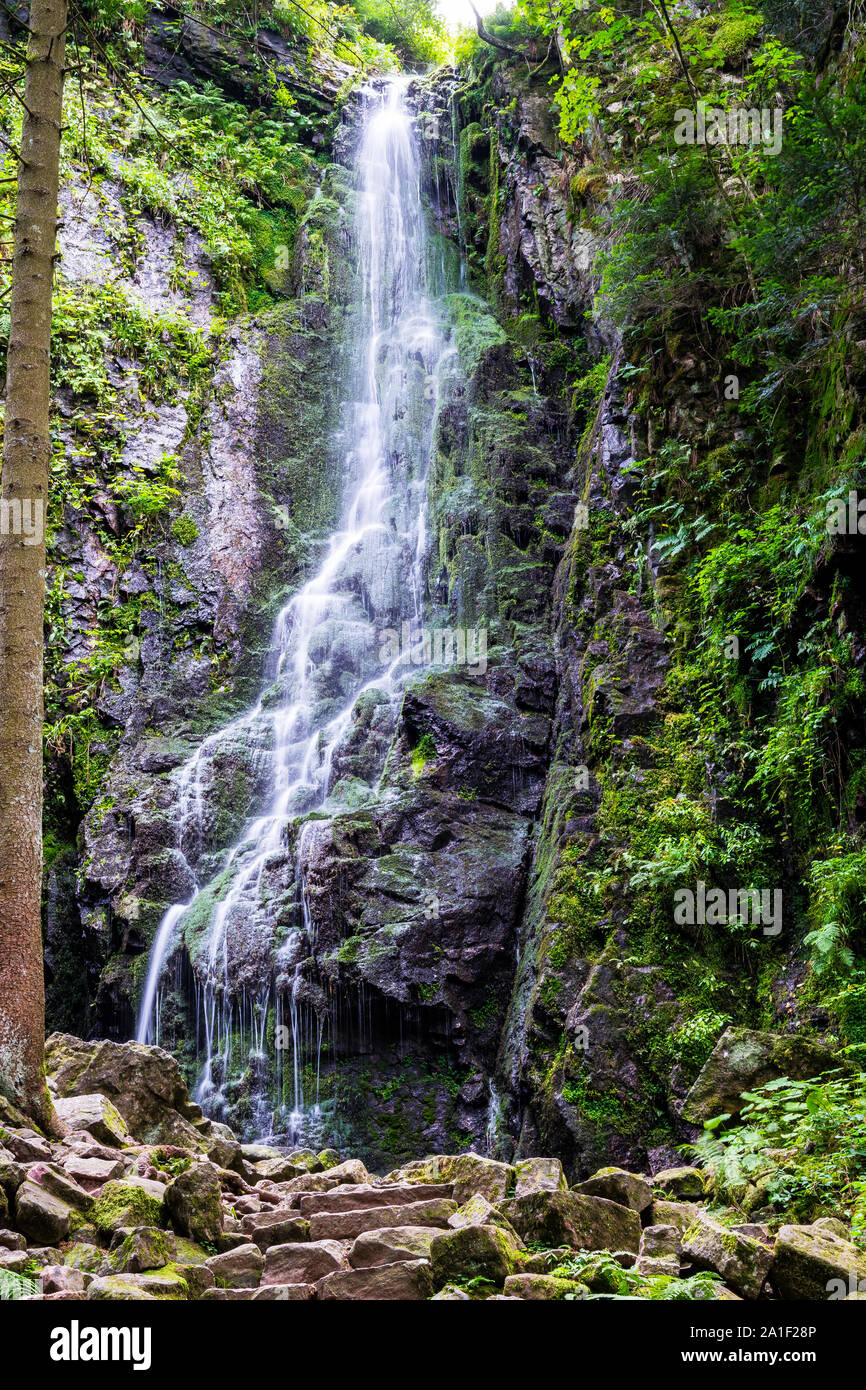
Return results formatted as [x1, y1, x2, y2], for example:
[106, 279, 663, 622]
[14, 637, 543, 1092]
[551, 1248, 722, 1301]
[411, 732, 437, 776]
[670, 1010, 731, 1071]
[0, 1268, 40, 1300]
[806, 851, 866, 978]
[690, 1071, 866, 1231]
[351, 0, 448, 64]
[170, 515, 200, 547]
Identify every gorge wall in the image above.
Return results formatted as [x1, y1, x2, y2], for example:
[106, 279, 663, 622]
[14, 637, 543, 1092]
[41, 3, 866, 1179]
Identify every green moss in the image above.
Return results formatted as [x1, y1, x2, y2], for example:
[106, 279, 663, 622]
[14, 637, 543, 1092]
[92, 1182, 165, 1234]
[170, 515, 199, 546]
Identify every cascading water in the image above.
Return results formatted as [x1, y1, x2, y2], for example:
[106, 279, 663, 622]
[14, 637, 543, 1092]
[135, 77, 459, 1141]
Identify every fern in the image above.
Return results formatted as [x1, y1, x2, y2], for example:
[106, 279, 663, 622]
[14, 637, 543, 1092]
[0, 1268, 39, 1300]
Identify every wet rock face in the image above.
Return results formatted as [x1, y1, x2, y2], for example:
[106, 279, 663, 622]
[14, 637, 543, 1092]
[144, 9, 354, 126]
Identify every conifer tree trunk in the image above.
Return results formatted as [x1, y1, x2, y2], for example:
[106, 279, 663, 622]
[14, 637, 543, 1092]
[0, 0, 66, 1128]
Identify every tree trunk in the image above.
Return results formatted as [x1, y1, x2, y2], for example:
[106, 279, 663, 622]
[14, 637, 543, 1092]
[467, 2, 521, 56]
[0, 0, 66, 1130]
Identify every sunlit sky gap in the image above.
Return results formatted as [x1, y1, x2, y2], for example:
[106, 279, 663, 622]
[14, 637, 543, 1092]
[435, 0, 501, 34]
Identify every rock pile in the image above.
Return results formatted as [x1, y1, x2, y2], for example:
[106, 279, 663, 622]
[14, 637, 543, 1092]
[0, 1037, 862, 1301]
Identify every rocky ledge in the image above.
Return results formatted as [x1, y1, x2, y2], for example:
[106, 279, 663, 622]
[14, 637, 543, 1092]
[0, 1037, 861, 1302]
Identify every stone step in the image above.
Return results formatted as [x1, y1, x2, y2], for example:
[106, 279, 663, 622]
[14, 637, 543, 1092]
[316, 1259, 434, 1301]
[307, 1197, 457, 1243]
[299, 1182, 452, 1216]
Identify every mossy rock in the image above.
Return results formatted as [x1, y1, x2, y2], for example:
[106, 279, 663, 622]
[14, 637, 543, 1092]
[92, 1181, 166, 1235]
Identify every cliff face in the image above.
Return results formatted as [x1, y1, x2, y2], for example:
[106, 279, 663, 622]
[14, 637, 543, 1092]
[44, 6, 866, 1177]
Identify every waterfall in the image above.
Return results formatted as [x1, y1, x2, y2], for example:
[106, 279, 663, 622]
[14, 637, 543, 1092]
[135, 78, 457, 1139]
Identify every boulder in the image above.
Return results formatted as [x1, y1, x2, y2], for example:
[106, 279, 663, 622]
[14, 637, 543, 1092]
[111, 1226, 177, 1273]
[61, 1154, 126, 1188]
[383, 1153, 513, 1205]
[648, 1200, 702, 1233]
[503, 1273, 586, 1300]
[251, 1283, 314, 1300]
[250, 1157, 308, 1183]
[521, 1247, 571, 1273]
[298, 1182, 450, 1215]
[316, 1260, 434, 1300]
[682, 1212, 773, 1299]
[774, 1224, 866, 1301]
[174, 1262, 215, 1299]
[573, 1167, 653, 1213]
[25, 1163, 93, 1213]
[306, 1158, 369, 1187]
[683, 1028, 841, 1123]
[52, 1094, 130, 1148]
[240, 1144, 284, 1163]
[652, 1166, 708, 1200]
[205, 1242, 263, 1290]
[241, 1210, 310, 1250]
[275, 1160, 369, 1196]
[86, 1276, 159, 1301]
[262, 1240, 344, 1285]
[165, 1163, 222, 1244]
[0, 1230, 26, 1251]
[429, 1223, 523, 1286]
[13, 1180, 75, 1244]
[308, 1196, 456, 1243]
[0, 1149, 26, 1196]
[635, 1255, 680, 1278]
[812, 1217, 849, 1240]
[568, 1253, 633, 1294]
[2, 1129, 51, 1163]
[0, 1248, 33, 1274]
[41, 1265, 90, 1295]
[91, 1180, 165, 1235]
[46, 1033, 206, 1148]
[88, 1271, 187, 1300]
[349, 1226, 443, 1269]
[446, 1192, 523, 1244]
[640, 1224, 681, 1259]
[504, 1191, 641, 1253]
[63, 1242, 104, 1273]
[513, 1157, 567, 1197]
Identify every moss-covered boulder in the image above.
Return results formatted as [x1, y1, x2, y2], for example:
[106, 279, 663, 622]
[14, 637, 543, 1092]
[649, 1199, 703, 1232]
[682, 1029, 841, 1123]
[652, 1167, 708, 1200]
[513, 1157, 567, 1197]
[88, 1269, 188, 1300]
[503, 1191, 641, 1253]
[682, 1211, 773, 1299]
[446, 1192, 523, 1243]
[164, 1162, 222, 1245]
[429, 1223, 524, 1287]
[384, 1153, 513, 1205]
[45, 1033, 205, 1148]
[92, 1180, 166, 1235]
[53, 1093, 131, 1147]
[773, 1225, 866, 1301]
[111, 1226, 177, 1273]
[573, 1167, 653, 1213]
[503, 1273, 587, 1300]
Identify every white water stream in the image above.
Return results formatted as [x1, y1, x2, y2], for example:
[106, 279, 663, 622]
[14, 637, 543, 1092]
[135, 79, 458, 1140]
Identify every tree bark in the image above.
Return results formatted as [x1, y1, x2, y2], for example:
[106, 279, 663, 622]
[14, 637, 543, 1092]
[467, 2, 521, 56]
[0, 0, 66, 1130]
